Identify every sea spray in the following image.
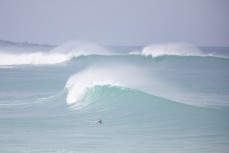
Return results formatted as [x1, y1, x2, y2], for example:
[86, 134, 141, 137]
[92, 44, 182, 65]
[142, 43, 203, 57]
[65, 64, 151, 104]
[0, 40, 112, 65]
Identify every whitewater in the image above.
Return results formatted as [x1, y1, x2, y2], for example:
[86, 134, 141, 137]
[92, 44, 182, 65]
[0, 40, 229, 153]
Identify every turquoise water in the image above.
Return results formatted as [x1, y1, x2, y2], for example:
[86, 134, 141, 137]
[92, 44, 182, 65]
[0, 41, 229, 153]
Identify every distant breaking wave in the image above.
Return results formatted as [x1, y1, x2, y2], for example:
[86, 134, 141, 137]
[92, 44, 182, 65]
[141, 43, 229, 58]
[0, 52, 69, 65]
[0, 41, 228, 66]
[0, 41, 112, 65]
[141, 43, 203, 57]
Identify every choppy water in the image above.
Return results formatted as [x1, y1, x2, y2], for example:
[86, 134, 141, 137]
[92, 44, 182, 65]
[0, 40, 229, 153]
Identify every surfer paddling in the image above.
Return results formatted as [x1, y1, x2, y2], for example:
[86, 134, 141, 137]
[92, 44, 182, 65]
[96, 118, 102, 125]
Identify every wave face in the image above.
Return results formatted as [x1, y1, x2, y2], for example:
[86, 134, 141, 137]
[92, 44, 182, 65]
[0, 41, 229, 153]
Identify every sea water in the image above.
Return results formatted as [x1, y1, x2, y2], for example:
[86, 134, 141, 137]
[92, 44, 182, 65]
[0, 40, 229, 153]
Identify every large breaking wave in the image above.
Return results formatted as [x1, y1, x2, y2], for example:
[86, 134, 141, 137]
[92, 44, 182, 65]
[65, 64, 152, 104]
[64, 55, 229, 108]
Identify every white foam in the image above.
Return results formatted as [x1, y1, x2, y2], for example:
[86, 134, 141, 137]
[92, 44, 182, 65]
[0, 41, 111, 65]
[142, 43, 204, 57]
[65, 64, 152, 104]
[0, 52, 69, 65]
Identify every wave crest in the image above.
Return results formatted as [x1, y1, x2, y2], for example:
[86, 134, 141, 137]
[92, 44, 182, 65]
[65, 64, 152, 104]
[142, 43, 203, 57]
[0, 41, 111, 65]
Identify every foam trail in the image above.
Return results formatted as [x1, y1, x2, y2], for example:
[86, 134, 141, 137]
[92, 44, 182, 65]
[142, 43, 204, 57]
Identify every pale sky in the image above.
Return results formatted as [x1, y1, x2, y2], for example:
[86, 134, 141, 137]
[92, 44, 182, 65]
[0, 0, 228, 46]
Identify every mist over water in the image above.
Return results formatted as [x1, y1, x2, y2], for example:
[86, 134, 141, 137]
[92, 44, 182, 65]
[0, 40, 229, 153]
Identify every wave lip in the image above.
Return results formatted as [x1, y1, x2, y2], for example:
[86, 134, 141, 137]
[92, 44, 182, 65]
[142, 43, 204, 57]
[66, 68, 123, 104]
[65, 63, 152, 104]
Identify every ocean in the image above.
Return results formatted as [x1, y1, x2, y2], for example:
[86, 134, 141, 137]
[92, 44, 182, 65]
[0, 40, 229, 153]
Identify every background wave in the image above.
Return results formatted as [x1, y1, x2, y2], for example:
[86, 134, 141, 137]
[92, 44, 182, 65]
[0, 40, 112, 65]
[1, 41, 228, 66]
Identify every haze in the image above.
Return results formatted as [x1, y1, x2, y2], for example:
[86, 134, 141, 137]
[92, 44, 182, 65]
[0, 0, 228, 46]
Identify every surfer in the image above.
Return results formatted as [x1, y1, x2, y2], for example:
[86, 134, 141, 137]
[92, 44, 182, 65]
[96, 118, 102, 124]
